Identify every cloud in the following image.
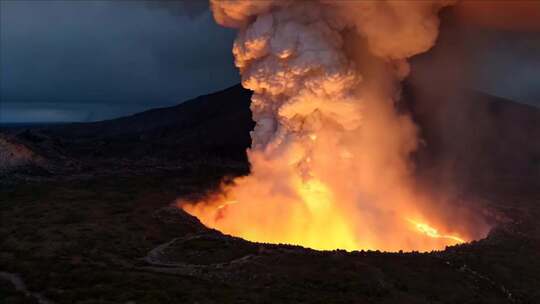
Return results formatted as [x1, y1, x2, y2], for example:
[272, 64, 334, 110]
[142, 0, 209, 19]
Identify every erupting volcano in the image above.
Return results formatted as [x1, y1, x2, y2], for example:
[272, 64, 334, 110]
[181, 0, 490, 251]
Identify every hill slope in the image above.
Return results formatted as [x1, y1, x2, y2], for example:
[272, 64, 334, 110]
[13, 84, 254, 162]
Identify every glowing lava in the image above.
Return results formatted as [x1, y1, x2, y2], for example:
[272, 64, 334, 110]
[406, 219, 465, 244]
[181, 175, 475, 251]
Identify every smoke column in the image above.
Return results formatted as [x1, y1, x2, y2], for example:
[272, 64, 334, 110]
[182, 0, 490, 251]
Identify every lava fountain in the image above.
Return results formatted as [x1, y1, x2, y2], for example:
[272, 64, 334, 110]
[181, 0, 490, 251]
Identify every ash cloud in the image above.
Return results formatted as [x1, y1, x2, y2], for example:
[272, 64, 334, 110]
[183, 0, 491, 252]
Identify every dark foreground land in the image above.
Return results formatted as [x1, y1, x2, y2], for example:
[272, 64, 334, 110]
[1, 85, 539, 303]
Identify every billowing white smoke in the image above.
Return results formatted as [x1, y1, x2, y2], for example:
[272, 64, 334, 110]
[183, 0, 489, 251]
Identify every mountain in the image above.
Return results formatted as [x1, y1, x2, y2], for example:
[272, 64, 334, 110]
[0, 84, 254, 179]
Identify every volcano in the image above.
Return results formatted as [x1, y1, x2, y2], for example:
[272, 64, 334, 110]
[1, 83, 539, 303]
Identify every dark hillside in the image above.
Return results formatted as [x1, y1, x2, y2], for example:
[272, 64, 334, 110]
[41, 84, 254, 161]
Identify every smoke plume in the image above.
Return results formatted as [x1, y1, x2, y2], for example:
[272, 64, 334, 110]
[182, 0, 490, 251]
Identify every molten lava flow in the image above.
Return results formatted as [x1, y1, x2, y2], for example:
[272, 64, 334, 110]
[407, 219, 465, 244]
[216, 200, 238, 210]
[181, 1, 490, 252]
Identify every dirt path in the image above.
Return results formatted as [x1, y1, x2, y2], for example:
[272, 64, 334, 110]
[0, 271, 55, 304]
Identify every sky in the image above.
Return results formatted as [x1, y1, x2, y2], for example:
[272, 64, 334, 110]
[0, 0, 539, 123]
[471, 30, 540, 103]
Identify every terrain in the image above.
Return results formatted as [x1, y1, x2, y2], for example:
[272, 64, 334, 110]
[1, 84, 539, 303]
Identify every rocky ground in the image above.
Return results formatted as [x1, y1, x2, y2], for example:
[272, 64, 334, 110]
[1, 164, 538, 304]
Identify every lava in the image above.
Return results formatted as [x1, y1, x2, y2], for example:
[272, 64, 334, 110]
[406, 219, 466, 244]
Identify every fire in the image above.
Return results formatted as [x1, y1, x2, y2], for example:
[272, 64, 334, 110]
[180, 1, 490, 252]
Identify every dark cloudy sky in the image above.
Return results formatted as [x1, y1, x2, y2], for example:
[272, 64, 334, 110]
[0, 0, 238, 122]
[0, 0, 539, 123]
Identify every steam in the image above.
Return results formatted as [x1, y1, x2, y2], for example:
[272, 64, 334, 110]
[183, 0, 490, 251]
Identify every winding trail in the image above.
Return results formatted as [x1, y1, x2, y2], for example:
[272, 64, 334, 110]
[0, 271, 56, 304]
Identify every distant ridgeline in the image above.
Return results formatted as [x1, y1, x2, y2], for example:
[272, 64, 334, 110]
[0, 122, 70, 131]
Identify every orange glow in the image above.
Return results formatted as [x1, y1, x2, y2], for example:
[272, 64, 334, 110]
[181, 163, 484, 252]
[182, 178, 361, 251]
